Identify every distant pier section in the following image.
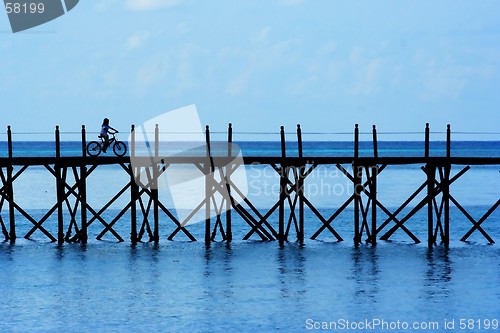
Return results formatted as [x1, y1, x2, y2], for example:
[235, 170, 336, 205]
[0, 124, 498, 246]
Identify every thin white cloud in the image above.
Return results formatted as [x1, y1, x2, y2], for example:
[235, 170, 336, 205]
[421, 68, 466, 100]
[255, 26, 271, 43]
[175, 22, 189, 36]
[226, 70, 251, 96]
[279, 0, 305, 6]
[349, 47, 383, 96]
[137, 62, 167, 86]
[316, 41, 337, 56]
[94, 0, 117, 12]
[127, 31, 150, 51]
[413, 51, 489, 101]
[126, 0, 180, 11]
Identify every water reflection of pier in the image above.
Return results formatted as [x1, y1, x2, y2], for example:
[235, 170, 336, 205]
[0, 124, 498, 246]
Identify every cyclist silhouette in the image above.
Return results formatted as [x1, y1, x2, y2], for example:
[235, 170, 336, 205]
[99, 118, 118, 153]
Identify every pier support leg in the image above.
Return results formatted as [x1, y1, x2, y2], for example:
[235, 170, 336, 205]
[278, 165, 287, 243]
[129, 125, 138, 244]
[298, 168, 304, 243]
[297, 124, 304, 243]
[426, 164, 435, 246]
[80, 166, 87, 244]
[443, 165, 450, 246]
[7, 165, 16, 242]
[152, 185, 159, 243]
[370, 166, 377, 245]
[353, 124, 361, 245]
[205, 163, 211, 244]
[204, 125, 213, 244]
[278, 126, 287, 243]
[7, 126, 16, 242]
[443, 124, 451, 246]
[353, 164, 362, 245]
[56, 166, 65, 244]
[80, 126, 87, 244]
[130, 165, 138, 244]
[153, 125, 160, 243]
[55, 126, 64, 244]
[225, 166, 232, 242]
[226, 123, 233, 242]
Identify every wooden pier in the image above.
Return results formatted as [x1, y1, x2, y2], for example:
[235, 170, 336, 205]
[0, 124, 498, 246]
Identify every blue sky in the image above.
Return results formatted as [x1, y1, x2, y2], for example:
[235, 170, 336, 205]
[1, 0, 499, 140]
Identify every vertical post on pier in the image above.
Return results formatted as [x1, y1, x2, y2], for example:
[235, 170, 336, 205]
[205, 125, 212, 243]
[427, 163, 435, 246]
[130, 125, 138, 244]
[280, 126, 286, 157]
[446, 124, 451, 159]
[443, 124, 451, 246]
[226, 123, 233, 242]
[7, 126, 16, 241]
[80, 125, 88, 244]
[425, 124, 434, 246]
[370, 165, 377, 245]
[297, 124, 303, 158]
[354, 124, 359, 160]
[353, 124, 361, 245]
[370, 125, 378, 245]
[297, 124, 304, 243]
[279, 126, 286, 243]
[425, 123, 430, 158]
[55, 126, 64, 243]
[152, 124, 160, 243]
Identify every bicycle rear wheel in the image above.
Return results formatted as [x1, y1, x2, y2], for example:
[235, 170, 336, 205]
[86, 141, 102, 156]
[113, 141, 127, 157]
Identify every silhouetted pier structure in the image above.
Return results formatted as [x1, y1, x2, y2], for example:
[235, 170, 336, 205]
[0, 124, 498, 246]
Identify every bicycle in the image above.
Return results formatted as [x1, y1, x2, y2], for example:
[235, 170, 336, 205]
[86, 132, 127, 157]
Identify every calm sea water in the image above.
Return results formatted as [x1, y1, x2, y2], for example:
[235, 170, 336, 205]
[0, 141, 499, 332]
[1, 140, 500, 158]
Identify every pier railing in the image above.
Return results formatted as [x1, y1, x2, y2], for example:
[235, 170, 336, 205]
[0, 124, 498, 246]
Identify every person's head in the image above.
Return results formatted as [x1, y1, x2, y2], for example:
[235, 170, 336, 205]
[102, 118, 109, 126]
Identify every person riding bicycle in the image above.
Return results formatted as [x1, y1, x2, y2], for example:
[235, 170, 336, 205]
[99, 118, 118, 153]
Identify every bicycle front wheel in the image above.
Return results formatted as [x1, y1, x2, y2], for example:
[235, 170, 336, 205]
[86, 141, 102, 156]
[113, 141, 127, 157]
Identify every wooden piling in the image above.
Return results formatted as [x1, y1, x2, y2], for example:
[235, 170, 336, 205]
[205, 125, 212, 243]
[426, 123, 433, 245]
[427, 163, 435, 246]
[371, 166, 377, 245]
[279, 126, 286, 243]
[80, 125, 88, 244]
[371, 125, 378, 244]
[130, 125, 138, 243]
[226, 123, 233, 242]
[443, 124, 451, 246]
[7, 126, 16, 241]
[446, 124, 451, 159]
[152, 124, 160, 242]
[55, 126, 64, 243]
[425, 123, 430, 158]
[297, 124, 304, 243]
[353, 124, 361, 244]
[354, 124, 359, 159]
